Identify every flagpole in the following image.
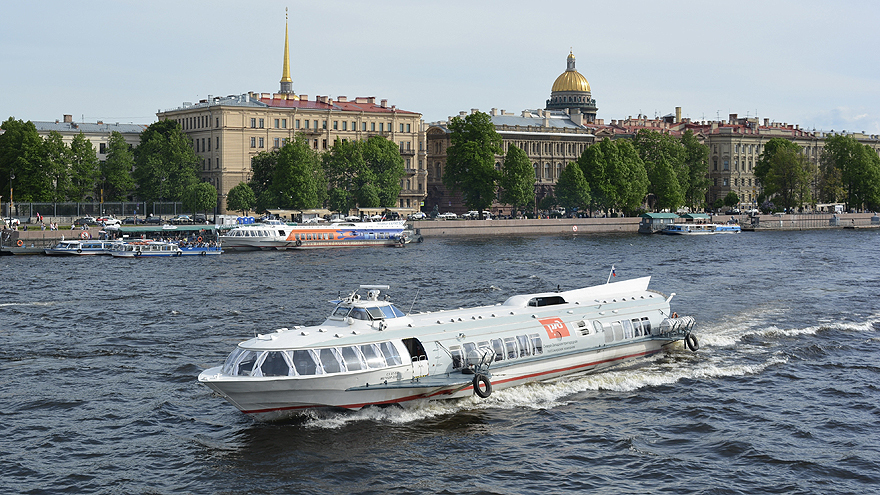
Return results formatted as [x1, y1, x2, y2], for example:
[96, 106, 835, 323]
[607, 265, 615, 284]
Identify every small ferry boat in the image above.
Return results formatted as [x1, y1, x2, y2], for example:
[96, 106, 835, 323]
[178, 241, 223, 256]
[44, 240, 120, 256]
[219, 219, 407, 251]
[199, 276, 698, 421]
[661, 223, 741, 235]
[109, 240, 184, 258]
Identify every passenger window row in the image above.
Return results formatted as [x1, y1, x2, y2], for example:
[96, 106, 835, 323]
[597, 317, 653, 344]
[450, 333, 544, 369]
[222, 341, 404, 377]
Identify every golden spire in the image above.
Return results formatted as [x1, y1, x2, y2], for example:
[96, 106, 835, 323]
[280, 8, 292, 86]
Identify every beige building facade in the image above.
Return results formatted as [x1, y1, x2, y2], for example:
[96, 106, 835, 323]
[32, 114, 144, 161]
[156, 17, 427, 214]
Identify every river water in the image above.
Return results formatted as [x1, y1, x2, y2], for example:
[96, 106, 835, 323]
[2, 229, 879, 494]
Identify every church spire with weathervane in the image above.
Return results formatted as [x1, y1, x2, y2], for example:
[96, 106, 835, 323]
[279, 8, 294, 94]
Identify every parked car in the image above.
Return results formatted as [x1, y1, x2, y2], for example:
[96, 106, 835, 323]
[408, 211, 427, 220]
[193, 213, 207, 224]
[96, 216, 121, 226]
[171, 215, 192, 225]
[437, 212, 457, 220]
[3, 217, 20, 227]
[121, 216, 145, 225]
[146, 216, 163, 224]
[73, 217, 99, 226]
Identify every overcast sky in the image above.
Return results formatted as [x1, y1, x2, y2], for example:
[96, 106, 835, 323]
[2, 0, 879, 133]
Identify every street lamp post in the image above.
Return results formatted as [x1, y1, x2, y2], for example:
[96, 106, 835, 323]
[9, 171, 14, 219]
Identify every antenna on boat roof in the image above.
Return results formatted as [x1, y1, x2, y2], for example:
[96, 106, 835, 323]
[408, 288, 421, 315]
[606, 265, 617, 284]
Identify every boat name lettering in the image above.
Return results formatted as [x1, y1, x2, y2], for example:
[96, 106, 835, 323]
[538, 317, 570, 339]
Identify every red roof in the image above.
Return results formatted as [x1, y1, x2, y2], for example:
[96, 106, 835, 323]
[258, 97, 419, 115]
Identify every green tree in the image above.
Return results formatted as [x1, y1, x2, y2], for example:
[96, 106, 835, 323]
[68, 133, 100, 201]
[133, 120, 200, 203]
[183, 181, 217, 214]
[821, 134, 880, 210]
[498, 145, 535, 216]
[42, 131, 71, 203]
[763, 147, 813, 211]
[723, 191, 740, 208]
[578, 138, 648, 214]
[554, 162, 591, 212]
[249, 149, 278, 206]
[0, 117, 51, 202]
[323, 138, 363, 213]
[681, 130, 710, 209]
[267, 135, 326, 210]
[632, 130, 685, 211]
[755, 137, 800, 193]
[101, 131, 136, 201]
[226, 182, 256, 214]
[361, 136, 405, 208]
[443, 111, 503, 212]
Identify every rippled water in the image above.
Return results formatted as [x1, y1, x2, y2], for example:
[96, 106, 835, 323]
[2, 230, 879, 494]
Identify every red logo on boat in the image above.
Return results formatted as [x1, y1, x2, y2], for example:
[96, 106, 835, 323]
[539, 317, 570, 339]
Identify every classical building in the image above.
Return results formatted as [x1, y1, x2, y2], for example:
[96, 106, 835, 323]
[425, 53, 598, 215]
[156, 15, 427, 214]
[31, 114, 144, 160]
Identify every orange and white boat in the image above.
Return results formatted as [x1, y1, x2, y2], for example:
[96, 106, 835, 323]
[198, 276, 699, 421]
[218, 219, 407, 251]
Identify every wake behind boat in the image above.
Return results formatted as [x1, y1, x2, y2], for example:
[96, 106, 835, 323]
[199, 276, 699, 421]
[219, 219, 407, 251]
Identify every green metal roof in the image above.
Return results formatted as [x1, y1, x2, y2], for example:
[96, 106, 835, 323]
[116, 225, 220, 233]
[639, 212, 679, 219]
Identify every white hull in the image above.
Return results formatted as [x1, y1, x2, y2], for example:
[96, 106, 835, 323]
[219, 220, 406, 251]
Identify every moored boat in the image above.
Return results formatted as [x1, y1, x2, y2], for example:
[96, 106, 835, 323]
[218, 219, 407, 251]
[178, 241, 223, 256]
[199, 276, 698, 421]
[44, 240, 121, 256]
[661, 223, 716, 235]
[109, 240, 184, 257]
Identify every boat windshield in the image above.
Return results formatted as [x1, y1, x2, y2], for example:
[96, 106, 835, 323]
[331, 304, 406, 320]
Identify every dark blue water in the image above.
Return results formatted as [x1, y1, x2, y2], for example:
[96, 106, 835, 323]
[2, 230, 879, 494]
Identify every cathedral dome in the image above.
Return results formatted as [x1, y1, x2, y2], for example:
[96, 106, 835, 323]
[551, 52, 590, 92]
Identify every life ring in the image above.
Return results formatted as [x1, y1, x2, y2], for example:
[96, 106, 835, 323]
[295, 239, 302, 247]
[77, 249, 82, 254]
[197, 236, 203, 242]
[200, 250, 207, 256]
[671, 312, 678, 318]
[685, 333, 699, 352]
[135, 251, 142, 257]
[80, 231, 89, 239]
[16, 239, 23, 247]
[473, 374, 492, 398]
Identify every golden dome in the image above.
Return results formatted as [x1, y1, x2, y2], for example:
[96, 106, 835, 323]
[552, 70, 590, 93]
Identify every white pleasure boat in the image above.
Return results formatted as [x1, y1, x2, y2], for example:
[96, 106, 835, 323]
[199, 276, 699, 421]
[43, 239, 121, 256]
[219, 219, 407, 251]
[109, 240, 184, 257]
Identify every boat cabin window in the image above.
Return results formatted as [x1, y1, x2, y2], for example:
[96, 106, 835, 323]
[260, 351, 293, 376]
[516, 335, 531, 357]
[641, 317, 652, 335]
[341, 346, 365, 371]
[612, 322, 624, 341]
[237, 350, 260, 376]
[622, 319, 634, 339]
[380, 305, 406, 318]
[349, 308, 371, 320]
[631, 319, 643, 336]
[366, 307, 385, 320]
[504, 337, 518, 360]
[360, 344, 387, 369]
[292, 350, 321, 375]
[331, 306, 351, 318]
[530, 334, 543, 354]
[491, 339, 505, 362]
[527, 296, 567, 307]
[319, 348, 344, 373]
[380, 342, 402, 365]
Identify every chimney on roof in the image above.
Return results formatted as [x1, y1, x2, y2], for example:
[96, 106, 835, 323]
[675, 107, 682, 122]
[63, 114, 72, 123]
[337, 96, 347, 102]
[300, 94, 308, 101]
[380, 99, 387, 108]
[97, 120, 103, 125]
[764, 118, 769, 127]
[729, 114, 737, 124]
[471, 108, 479, 114]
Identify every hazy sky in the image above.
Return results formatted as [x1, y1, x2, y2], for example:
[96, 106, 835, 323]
[3, 0, 879, 133]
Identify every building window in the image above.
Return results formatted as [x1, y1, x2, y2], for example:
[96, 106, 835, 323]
[352, 121, 356, 130]
[216, 117, 220, 128]
[295, 119, 300, 129]
[313, 120, 318, 129]
[362, 122, 367, 131]
[713, 158, 718, 171]
[202, 138, 206, 152]
[723, 160, 729, 171]
[274, 138, 280, 148]
[274, 119, 280, 128]
[207, 137, 211, 151]
[333, 121, 338, 130]
[259, 137, 264, 148]
[342, 121, 347, 131]
[208, 158, 211, 169]
[216, 136, 219, 149]
[372, 122, 376, 132]
[400, 123, 404, 132]
[250, 137, 256, 148]
[99, 143, 107, 154]
[322, 139, 327, 149]
[313, 139, 318, 149]
[723, 178, 728, 186]
[406, 123, 411, 133]
[251, 118, 256, 128]
[282, 118, 287, 128]
[304, 120, 310, 129]
[259, 118, 264, 128]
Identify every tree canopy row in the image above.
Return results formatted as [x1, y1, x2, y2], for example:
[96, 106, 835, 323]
[442, 112, 880, 215]
[0, 118, 217, 213]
